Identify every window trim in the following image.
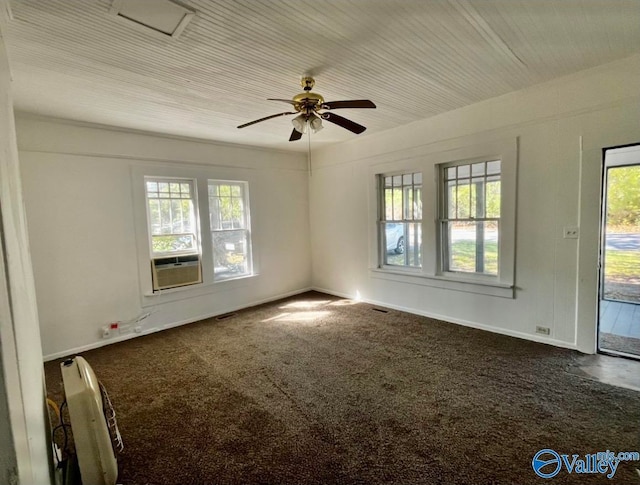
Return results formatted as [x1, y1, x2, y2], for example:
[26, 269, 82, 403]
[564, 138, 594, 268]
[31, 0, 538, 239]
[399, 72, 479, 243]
[370, 137, 517, 298]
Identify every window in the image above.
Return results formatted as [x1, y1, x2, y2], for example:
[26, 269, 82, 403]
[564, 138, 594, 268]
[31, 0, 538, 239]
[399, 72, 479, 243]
[145, 178, 198, 256]
[440, 160, 501, 276]
[379, 172, 422, 268]
[208, 180, 252, 280]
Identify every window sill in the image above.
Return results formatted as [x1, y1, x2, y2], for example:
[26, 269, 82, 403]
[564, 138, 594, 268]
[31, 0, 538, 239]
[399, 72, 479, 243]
[369, 268, 514, 298]
[142, 273, 258, 305]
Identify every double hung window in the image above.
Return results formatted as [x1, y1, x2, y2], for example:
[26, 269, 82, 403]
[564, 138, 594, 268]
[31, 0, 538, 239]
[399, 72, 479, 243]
[440, 160, 501, 276]
[145, 178, 198, 256]
[379, 172, 422, 268]
[208, 180, 252, 280]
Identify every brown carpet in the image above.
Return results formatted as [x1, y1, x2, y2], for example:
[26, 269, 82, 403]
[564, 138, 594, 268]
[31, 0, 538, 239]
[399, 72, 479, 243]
[45, 291, 640, 485]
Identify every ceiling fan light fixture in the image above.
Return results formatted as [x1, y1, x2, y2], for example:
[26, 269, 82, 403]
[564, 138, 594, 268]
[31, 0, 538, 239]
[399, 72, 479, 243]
[309, 115, 323, 133]
[292, 113, 323, 134]
[291, 114, 307, 134]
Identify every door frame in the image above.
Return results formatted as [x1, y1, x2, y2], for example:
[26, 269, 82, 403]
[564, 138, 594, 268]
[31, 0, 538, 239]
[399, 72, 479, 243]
[597, 142, 640, 359]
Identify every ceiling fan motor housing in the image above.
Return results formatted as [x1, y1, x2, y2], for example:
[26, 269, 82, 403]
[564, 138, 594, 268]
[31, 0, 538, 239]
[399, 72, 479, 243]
[292, 91, 325, 112]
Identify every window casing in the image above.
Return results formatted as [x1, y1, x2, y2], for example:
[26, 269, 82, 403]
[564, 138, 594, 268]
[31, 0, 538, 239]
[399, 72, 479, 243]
[378, 172, 422, 268]
[208, 180, 252, 280]
[139, 171, 255, 296]
[145, 177, 199, 257]
[440, 160, 501, 277]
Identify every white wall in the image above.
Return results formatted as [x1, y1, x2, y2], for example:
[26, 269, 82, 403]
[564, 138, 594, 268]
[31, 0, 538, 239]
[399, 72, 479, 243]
[310, 54, 640, 353]
[17, 117, 311, 359]
[0, 30, 52, 485]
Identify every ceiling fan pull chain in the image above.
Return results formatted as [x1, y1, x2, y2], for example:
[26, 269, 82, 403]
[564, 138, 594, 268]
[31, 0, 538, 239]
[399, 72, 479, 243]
[307, 125, 312, 177]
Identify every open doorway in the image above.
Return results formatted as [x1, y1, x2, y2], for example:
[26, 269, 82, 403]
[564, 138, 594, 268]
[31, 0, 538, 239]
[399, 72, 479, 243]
[598, 144, 640, 358]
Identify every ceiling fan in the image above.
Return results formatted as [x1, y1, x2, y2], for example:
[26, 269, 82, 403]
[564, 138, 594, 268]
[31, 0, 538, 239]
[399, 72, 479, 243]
[237, 76, 376, 141]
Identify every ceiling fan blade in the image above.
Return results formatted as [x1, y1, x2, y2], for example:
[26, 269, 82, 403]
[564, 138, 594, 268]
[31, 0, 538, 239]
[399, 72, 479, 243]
[289, 128, 303, 141]
[267, 98, 296, 105]
[237, 111, 296, 129]
[322, 100, 376, 110]
[322, 112, 367, 134]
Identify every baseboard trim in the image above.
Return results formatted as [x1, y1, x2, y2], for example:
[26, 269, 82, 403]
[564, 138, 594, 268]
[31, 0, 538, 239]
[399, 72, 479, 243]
[311, 286, 580, 352]
[43, 287, 313, 361]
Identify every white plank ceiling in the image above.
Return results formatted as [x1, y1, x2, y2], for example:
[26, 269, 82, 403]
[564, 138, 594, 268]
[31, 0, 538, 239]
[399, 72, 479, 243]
[4, 0, 640, 151]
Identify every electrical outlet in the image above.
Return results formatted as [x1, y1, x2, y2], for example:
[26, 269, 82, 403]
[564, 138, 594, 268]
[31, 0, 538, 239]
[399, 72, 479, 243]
[536, 326, 551, 336]
[134, 326, 142, 334]
[563, 226, 579, 239]
[102, 327, 111, 338]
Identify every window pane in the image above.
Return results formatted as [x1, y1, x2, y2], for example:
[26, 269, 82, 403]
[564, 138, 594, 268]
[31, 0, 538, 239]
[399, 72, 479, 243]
[486, 180, 501, 218]
[221, 197, 232, 225]
[151, 234, 195, 253]
[448, 221, 476, 273]
[456, 181, 470, 218]
[413, 173, 422, 184]
[146, 181, 158, 194]
[403, 174, 413, 185]
[232, 198, 243, 229]
[487, 160, 501, 175]
[384, 188, 394, 220]
[405, 187, 413, 220]
[182, 200, 193, 232]
[393, 175, 402, 187]
[457, 164, 470, 178]
[446, 167, 456, 180]
[471, 178, 485, 218]
[447, 182, 457, 218]
[383, 222, 421, 267]
[472, 162, 485, 176]
[148, 199, 161, 234]
[414, 188, 422, 219]
[231, 185, 241, 197]
[160, 199, 171, 233]
[158, 182, 169, 194]
[392, 187, 403, 220]
[446, 221, 498, 275]
[209, 197, 221, 230]
[484, 221, 499, 275]
[171, 200, 182, 231]
[212, 230, 250, 280]
[385, 176, 393, 188]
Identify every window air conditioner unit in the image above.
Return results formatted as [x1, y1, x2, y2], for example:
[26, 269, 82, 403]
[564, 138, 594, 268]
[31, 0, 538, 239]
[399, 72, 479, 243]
[151, 254, 202, 290]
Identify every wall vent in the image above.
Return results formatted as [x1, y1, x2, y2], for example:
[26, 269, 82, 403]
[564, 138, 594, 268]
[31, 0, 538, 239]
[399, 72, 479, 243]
[151, 254, 202, 291]
[110, 0, 195, 39]
[216, 313, 238, 321]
